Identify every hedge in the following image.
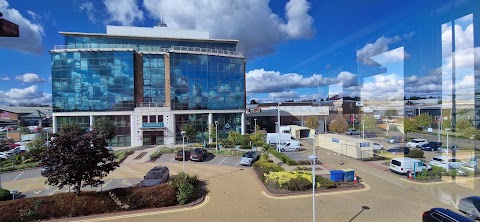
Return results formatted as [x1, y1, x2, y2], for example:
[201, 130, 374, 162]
[269, 149, 298, 166]
[113, 149, 134, 164]
[0, 162, 39, 173]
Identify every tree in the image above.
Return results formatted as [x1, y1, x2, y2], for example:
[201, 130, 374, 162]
[455, 119, 471, 132]
[360, 115, 378, 131]
[385, 109, 398, 119]
[41, 126, 117, 195]
[227, 131, 241, 145]
[180, 123, 197, 141]
[26, 138, 47, 160]
[403, 117, 418, 139]
[92, 117, 116, 140]
[329, 116, 348, 134]
[460, 127, 480, 147]
[209, 124, 217, 142]
[305, 116, 319, 130]
[18, 127, 30, 135]
[414, 114, 432, 129]
[60, 122, 85, 135]
[250, 99, 258, 104]
[250, 130, 264, 144]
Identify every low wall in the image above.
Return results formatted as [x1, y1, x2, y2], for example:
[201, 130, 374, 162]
[315, 133, 374, 159]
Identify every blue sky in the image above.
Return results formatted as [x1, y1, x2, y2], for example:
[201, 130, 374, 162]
[0, 0, 478, 105]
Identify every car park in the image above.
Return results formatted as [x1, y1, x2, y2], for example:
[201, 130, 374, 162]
[372, 143, 384, 151]
[421, 142, 443, 151]
[458, 196, 480, 220]
[138, 166, 169, 187]
[361, 132, 377, 138]
[239, 151, 260, 166]
[191, 148, 208, 162]
[390, 157, 431, 175]
[386, 136, 404, 143]
[175, 150, 191, 161]
[422, 208, 474, 222]
[407, 139, 428, 148]
[429, 156, 467, 171]
[437, 145, 460, 153]
[346, 129, 360, 135]
[386, 146, 410, 155]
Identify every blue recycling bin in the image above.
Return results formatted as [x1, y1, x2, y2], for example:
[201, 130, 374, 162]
[342, 168, 355, 182]
[330, 170, 345, 182]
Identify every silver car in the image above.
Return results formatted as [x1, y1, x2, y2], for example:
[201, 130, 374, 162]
[240, 151, 260, 166]
[458, 196, 480, 220]
[386, 136, 404, 144]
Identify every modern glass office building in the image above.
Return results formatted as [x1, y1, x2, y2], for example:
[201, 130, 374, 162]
[51, 25, 246, 147]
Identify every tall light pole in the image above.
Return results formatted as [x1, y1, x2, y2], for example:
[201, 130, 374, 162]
[308, 154, 318, 222]
[181, 131, 186, 172]
[214, 121, 219, 151]
[324, 117, 327, 134]
[277, 102, 281, 150]
[254, 118, 257, 133]
[445, 128, 451, 171]
[362, 120, 365, 141]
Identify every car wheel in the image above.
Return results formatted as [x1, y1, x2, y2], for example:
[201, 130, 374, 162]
[280, 148, 285, 152]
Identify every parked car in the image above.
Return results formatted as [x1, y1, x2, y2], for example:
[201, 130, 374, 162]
[276, 140, 300, 152]
[372, 143, 384, 151]
[138, 166, 169, 187]
[429, 156, 467, 170]
[421, 142, 443, 151]
[175, 150, 191, 161]
[0, 152, 12, 160]
[390, 157, 431, 175]
[437, 145, 460, 153]
[422, 208, 474, 222]
[456, 165, 476, 176]
[191, 148, 208, 162]
[346, 129, 360, 135]
[458, 196, 480, 220]
[386, 146, 410, 155]
[406, 139, 428, 148]
[386, 136, 404, 143]
[240, 151, 260, 166]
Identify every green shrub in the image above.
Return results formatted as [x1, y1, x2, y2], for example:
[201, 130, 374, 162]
[316, 176, 338, 189]
[169, 173, 201, 205]
[253, 160, 284, 181]
[0, 162, 39, 172]
[285, 177, 312, 191]
[149, 151, 161, 161]
[269, 149, 298, 166]
[407, 150, 424, 158]
[114, 149, 135, 163]
[0, 188, 11, 201]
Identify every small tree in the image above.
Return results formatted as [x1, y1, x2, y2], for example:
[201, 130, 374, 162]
[305, 116, 319, 130]
[250, 130, 264, 144]
[41, 126, 117, 195]
[360, 115, 378, 131]
[180, 123, 197, 142]
[455, 119, 471, 132]
[227, 131, 241, 145]
[385, 109, 398, 119]
[209, 124, 217, 142]
[403, 117, 418, 139]
[415, 114, 432, 130]
[60, 122, 85, 135]
[92, 117, 116, 140]
[26, 138, 47, 160]
[329, 116, 348, 134]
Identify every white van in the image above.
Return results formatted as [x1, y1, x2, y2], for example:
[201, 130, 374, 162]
[429, 156, 467, 170]
[390, 157, 431, 174]
[266, 133, 295, 145]
[276, 140, 300, 152]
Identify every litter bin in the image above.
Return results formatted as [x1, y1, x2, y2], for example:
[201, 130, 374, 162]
[330, 170, 345, 182]
[342, 168, 355, 182]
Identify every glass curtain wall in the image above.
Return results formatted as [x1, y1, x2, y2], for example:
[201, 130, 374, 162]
[142, 55, 166, 105]
[175, 114, 210, 143]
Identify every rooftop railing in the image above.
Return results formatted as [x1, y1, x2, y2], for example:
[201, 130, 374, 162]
[136, 102, 166, 108]
[52, 44, 243, 57]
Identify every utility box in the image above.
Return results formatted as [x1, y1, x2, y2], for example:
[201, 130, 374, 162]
[330, 170, 345, 182]
[342, 169, 355, 182]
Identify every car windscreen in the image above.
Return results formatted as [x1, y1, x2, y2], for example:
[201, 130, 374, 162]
[472, 199, 480, 209]
[391, 160, 401, 166]
[243, 152, 254, 158]
[145, 172, 161, 179]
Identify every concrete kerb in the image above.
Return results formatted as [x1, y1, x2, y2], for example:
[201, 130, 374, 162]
[399, 175, 480, 185]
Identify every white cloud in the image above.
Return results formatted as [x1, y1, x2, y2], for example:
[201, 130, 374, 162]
[143, 0, 314, 58]
[361, 74, 404, 101]
[0, 0, 44, 54]
[79, 1, 97, 24]
[246, 69, 356, 94]
[103, 0, 144, 25]
[0, 85, 51, 105]
[0, 75, 10, 80]
[356, 33, 413, 65]
[15, 73, 46, 83]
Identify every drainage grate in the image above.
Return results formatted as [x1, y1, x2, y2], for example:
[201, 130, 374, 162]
[134, 152, 147, 160]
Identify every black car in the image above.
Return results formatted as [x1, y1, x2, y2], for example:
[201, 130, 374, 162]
[191, 148, 208, 162]
[423, 208, 474, 222]
[138, 166, 169, 187]
[386, 146, 410, 155]
[421, 142, 443, 151]
[175, 150, 191, 161]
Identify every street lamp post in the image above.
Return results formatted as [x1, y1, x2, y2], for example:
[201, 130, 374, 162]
[277, 102, 281, 151]
[362, 120, 365, 141]
[181, 131, 186, 172]
[254, 118, 257, 133]
[445, 128, 451, 172]
[308, 154, 318, 222]
[324, 117, 327, 134]
[214, 121, 219, 151]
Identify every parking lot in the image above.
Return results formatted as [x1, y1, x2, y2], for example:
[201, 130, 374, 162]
[155, 153, 250, 168]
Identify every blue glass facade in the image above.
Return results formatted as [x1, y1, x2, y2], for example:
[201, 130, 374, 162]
[52, 51, 135, 112]
[170, 53, 245, 110]
[142, 55, 165, 104]
[64, 36, 236, 51]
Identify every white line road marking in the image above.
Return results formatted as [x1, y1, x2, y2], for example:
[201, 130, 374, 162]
[49, 187, 60, 196]
[34, 190, 42, 194]
[234, 161, 240, 167]
[218, 157, 228, 165]
[13, 171, 24, 181]
[170, 158, 175, 162]
[97, 179, 113, 192]
[122, 179, 128, 184]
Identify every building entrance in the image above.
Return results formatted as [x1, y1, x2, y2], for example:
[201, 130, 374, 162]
[143, 130, 164, 145]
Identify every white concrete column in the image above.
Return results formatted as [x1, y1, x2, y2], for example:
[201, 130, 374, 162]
[241, 111, 246, 135]
[208, 113, 213, 143]
[89, 115, 94, 130]
[164, 114, 176, 147]
[52, 115, 57, 133]
[130, 114, 135, 147]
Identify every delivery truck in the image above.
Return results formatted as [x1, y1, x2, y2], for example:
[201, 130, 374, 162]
[266, 133, 295, 145]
